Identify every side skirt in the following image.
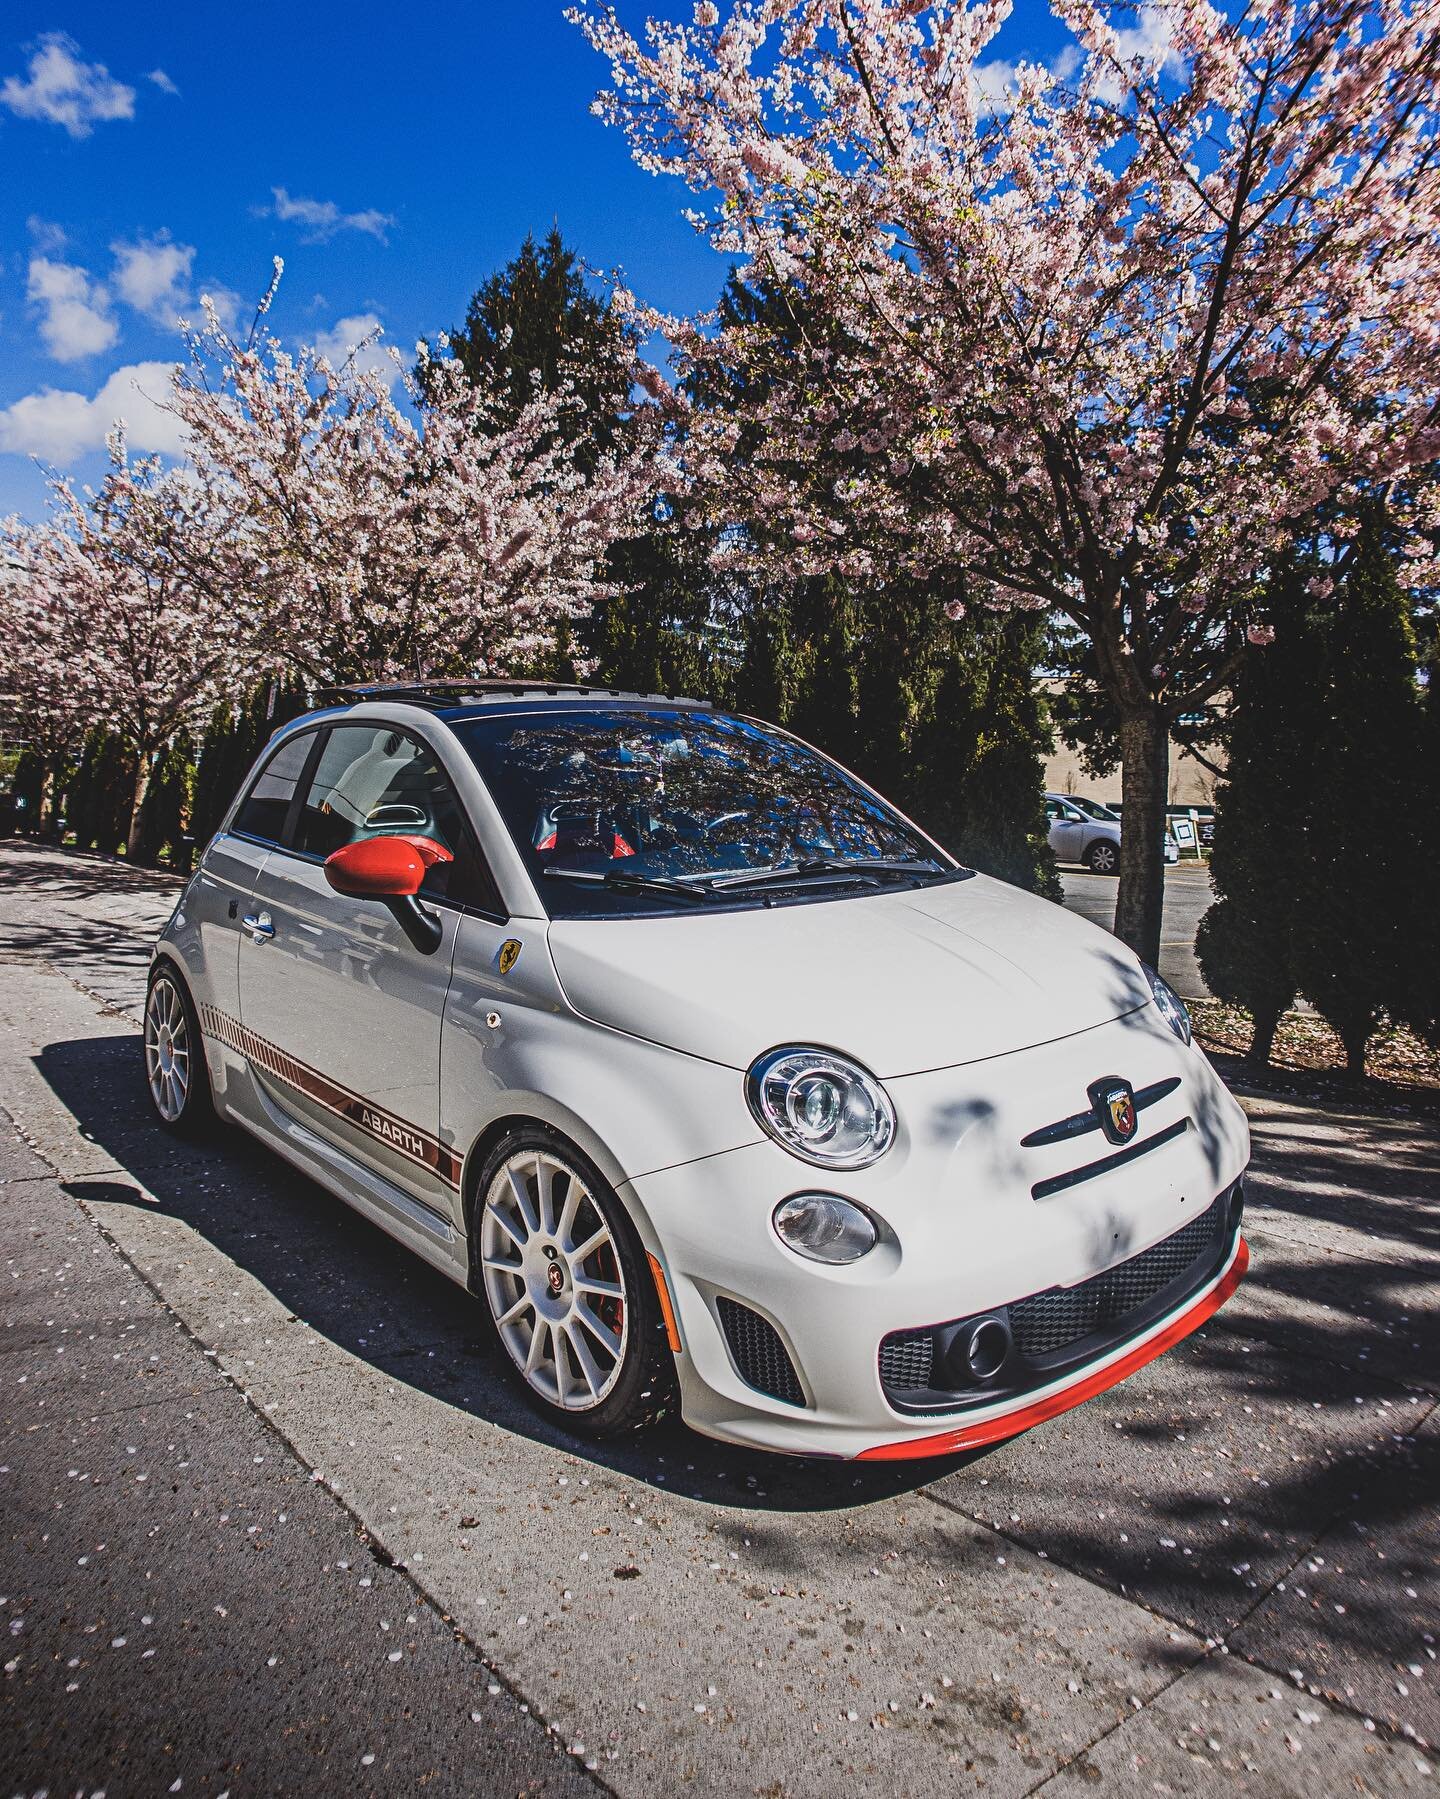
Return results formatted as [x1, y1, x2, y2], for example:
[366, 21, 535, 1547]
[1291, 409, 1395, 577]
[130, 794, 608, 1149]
[226, 1068, 470, 1290]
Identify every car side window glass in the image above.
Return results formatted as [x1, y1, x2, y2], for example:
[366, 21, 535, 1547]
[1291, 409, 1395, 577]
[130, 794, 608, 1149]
[294, 724, 501, 910]
[233, 732, 315, 845]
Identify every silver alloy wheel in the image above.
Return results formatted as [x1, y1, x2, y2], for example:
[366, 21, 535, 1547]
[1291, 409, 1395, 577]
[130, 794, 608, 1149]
[480, 1150, 629, 1411]
[144, 974, 191, 1123]
[1089, 841, 1118, 874]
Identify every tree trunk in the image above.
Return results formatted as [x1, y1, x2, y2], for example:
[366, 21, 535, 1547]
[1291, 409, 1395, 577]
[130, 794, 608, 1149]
[1115, 706, 1169, 966]
[1248, 1004, 1280, 1066]
[1343, 1029, 1368, 1081]
[125, 753, 153, 862]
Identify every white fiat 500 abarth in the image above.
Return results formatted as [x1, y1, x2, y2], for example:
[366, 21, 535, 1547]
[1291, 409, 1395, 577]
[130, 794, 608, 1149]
[146, 682, 1250, 1460]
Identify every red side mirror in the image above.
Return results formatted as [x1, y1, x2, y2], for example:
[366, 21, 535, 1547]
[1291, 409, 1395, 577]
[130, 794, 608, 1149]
[324, 835, 453, 899]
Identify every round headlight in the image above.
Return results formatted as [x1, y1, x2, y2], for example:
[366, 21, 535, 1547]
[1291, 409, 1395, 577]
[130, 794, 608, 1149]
[746, 1046, 895, 1168]
[773, 1193, 878, 1264]
[1143, 962, 1192, 1046]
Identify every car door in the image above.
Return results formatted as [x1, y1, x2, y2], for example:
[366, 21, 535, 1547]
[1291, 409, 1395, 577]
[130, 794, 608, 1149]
[1045, 799, 1086, 866]
[235, 720, 479, 1223]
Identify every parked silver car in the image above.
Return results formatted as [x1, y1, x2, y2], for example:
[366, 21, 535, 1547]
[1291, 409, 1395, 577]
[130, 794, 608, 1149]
[1045, 794, 1179, 874]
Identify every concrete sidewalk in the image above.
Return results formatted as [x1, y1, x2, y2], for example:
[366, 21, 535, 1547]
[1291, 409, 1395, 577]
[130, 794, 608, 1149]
[1, 839, 1435, 1796]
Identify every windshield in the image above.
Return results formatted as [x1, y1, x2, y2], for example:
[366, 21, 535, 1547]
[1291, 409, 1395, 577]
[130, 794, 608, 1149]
[452, 707, 959, 917]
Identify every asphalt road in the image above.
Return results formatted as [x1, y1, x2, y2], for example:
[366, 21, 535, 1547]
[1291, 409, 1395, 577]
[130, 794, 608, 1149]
[1, 840, 1436, 1797]
[1059, 861, 1214, 1000]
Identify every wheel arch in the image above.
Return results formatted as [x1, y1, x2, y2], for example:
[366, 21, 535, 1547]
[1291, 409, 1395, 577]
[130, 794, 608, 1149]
[458, 1102, 656, 1293]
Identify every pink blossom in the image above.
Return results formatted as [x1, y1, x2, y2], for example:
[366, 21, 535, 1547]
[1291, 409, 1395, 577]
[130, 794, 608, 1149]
[1246, 624, 1276, 646]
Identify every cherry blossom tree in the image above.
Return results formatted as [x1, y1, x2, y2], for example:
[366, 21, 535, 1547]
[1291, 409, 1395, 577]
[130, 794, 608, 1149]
[572, 0, 1440, 959]
[171, 271, 664, 687]
[10, 436, 253, 858]
[0, 524, 93, 834]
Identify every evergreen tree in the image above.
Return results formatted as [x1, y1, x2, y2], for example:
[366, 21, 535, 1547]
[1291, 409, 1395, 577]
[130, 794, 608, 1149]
[192, 678, 310, 845]
[439, 227, 635, 469]
[64, 731, 132, 855]
[1196, 554, 1327, 1062]
[11, 750, 45, 834]
[134, 731, 196, 867]
[1410, 639, 1440, 1046]
[1291, 510, 1424, 1076]
[437, 229, 720, 690]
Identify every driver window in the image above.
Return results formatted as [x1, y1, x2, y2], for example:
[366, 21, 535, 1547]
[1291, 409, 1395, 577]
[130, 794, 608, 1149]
[295, 725, 466, 895]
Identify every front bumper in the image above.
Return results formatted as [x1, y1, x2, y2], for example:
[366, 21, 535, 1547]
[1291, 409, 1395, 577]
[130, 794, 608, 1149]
[625, 1007, 1251, 1459]
[858, 1234, 1247, 1460]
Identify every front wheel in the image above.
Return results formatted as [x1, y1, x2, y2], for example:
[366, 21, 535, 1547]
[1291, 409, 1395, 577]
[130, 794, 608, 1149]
[143, 964, 216, 1136]
[1085, 840, 1119, 875]
[474, 1128, 678, 1438]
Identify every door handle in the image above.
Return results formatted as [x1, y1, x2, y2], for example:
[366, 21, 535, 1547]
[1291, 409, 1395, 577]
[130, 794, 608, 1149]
[242, 910, 275, 942]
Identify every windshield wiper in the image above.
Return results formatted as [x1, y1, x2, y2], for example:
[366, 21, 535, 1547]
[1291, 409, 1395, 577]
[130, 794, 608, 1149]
[709, 856, 948, 891]
[540, 866, 711, 904]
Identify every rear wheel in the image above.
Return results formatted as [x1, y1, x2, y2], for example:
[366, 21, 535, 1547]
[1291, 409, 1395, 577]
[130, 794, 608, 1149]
[143, 964, 216, 1136]
[1085, 839, 1119, 875]
[474, 1128, 677, 1438]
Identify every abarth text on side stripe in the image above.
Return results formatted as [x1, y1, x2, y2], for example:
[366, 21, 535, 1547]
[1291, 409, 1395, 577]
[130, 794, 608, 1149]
[146, 681, 1250, 1457]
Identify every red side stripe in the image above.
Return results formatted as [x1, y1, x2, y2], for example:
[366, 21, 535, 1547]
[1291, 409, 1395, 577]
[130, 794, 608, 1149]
[200, 1003, 463, 1190]
[857, 1239, 1250, 1462]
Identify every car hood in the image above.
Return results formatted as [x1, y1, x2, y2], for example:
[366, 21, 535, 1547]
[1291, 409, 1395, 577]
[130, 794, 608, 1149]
[545, 873, 1151, 1078]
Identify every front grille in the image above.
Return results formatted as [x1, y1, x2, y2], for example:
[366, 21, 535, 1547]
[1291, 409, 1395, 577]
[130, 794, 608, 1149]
[1010, 1200, 1227, 1355]
[879, 1190, 1236, 1411]
[715, 1297, 805, 1407]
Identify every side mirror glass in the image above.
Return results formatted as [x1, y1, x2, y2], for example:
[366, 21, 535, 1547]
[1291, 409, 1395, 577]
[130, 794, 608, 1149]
[324, 836, 454, 953]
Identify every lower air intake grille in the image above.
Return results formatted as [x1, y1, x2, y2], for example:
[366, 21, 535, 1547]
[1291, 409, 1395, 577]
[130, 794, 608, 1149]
[1010, 1200, 1227, 1357]
[715, 1297, 805, 1407]
[877, 1331, 936, 1393]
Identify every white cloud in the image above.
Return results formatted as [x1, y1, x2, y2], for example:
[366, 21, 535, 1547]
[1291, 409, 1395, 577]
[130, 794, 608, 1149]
[0, 361, 184, 463]
[146, 68, 180, 97]
[27, 257, 118, 362]
[111, 235, 196, 326]
[269, 186, 395, 244]
[1, 33, 135, 138]
[1094, 4, 1186, 100]
[27, 215, 68, 254]
[972, 57, 1024, 117]
[200, 285, 246, 335]
[313, 313, 400, 387]
[975, 8, 1180, 115]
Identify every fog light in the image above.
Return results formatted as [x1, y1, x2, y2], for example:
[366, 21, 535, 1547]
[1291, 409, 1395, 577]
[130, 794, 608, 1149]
[965, 1318, 1012, 1382]
[772, 1193, 878, 1265]
[1228, 1179, 1246, 1236]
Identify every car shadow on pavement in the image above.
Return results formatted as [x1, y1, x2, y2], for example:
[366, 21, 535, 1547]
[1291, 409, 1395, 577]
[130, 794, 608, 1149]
[35, 1028, 984, 1512]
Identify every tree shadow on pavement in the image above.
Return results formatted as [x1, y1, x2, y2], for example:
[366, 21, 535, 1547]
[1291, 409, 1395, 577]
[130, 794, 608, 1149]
[0, 839, 183, 896]
[35, 1028, 979, 1513]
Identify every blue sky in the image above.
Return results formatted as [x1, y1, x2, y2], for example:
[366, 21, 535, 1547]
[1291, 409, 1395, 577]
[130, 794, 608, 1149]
[1, 1, 1070, 519]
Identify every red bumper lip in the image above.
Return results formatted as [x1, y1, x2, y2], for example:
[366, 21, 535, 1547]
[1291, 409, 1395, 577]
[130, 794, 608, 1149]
[857, 1236, 1250, 1463]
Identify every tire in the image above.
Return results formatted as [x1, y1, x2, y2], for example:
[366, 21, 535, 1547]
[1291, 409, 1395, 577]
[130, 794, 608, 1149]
[472, 1126, 678, 1439]
[1085, 840, 1119, 876]
[143, 962, 217, 1137]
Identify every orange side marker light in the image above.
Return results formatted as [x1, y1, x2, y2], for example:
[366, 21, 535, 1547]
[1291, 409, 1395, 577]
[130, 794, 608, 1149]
[647, 1252, 683, 1353]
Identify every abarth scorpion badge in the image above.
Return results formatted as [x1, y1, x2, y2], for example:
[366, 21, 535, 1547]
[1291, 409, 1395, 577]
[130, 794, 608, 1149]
[1090, 1077, 1138, 1145]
